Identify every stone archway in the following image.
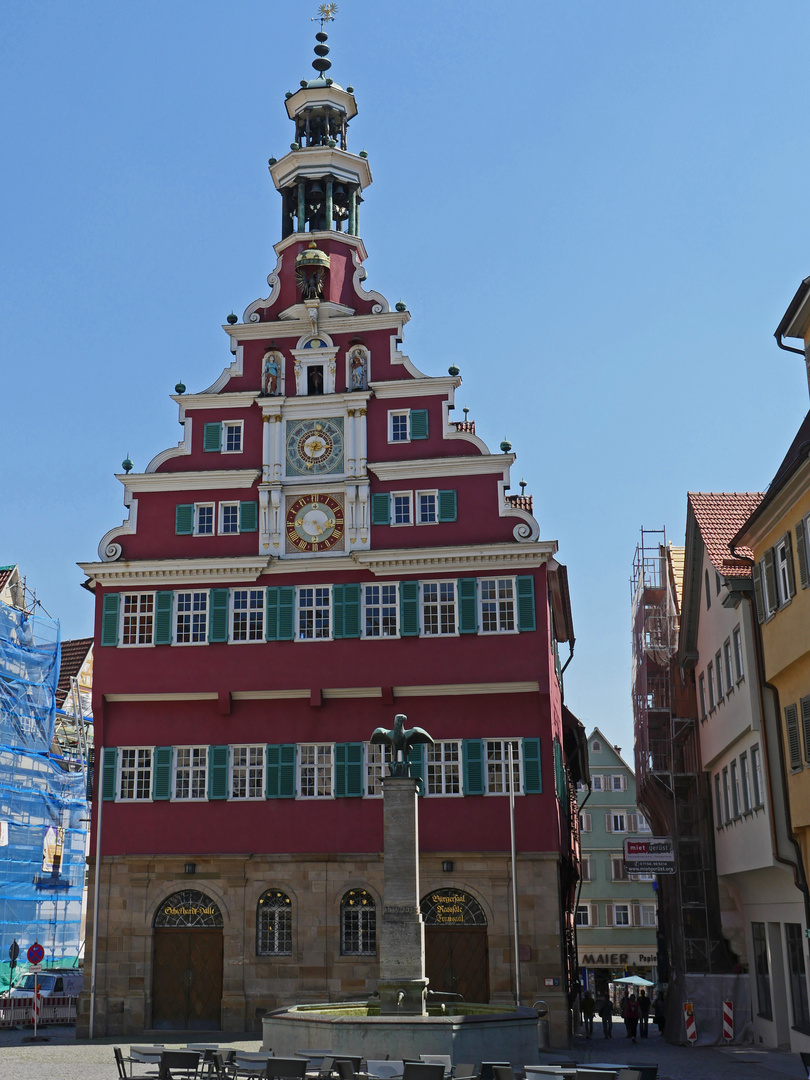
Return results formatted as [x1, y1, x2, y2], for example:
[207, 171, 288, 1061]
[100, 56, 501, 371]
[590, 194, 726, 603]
[152, 890, 224, 1030]
[421, 888, 489, 1004]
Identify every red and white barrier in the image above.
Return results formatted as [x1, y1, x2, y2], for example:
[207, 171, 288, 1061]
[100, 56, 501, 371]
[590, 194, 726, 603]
[31, 989, 40, 1028]
[723, 999, 733, 1042]
[0, 995, 77, 1028]
[684, 1001, 697, 1042]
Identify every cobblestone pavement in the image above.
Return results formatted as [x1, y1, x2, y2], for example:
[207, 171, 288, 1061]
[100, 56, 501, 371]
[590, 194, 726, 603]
[0, 1025, 806, 1080]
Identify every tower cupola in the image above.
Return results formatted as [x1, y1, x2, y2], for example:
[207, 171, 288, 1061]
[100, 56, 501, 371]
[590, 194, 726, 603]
[269, 17, 371, 239]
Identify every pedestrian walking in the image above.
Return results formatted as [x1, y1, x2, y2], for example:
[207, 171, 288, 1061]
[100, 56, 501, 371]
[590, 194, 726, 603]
[653, 990, 666, 1035]
[598, 992, 613, 1039]
[638, 989, 650, 1037]
[581, 991, 596, 1038]
[624, 993, 640, 1042]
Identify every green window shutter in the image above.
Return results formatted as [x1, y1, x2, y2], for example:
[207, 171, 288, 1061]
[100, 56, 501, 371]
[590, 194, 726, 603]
[203, 422, 222, 452]
[239, 501, 258, 533]
[343, 584, 361, 638]
[458, 578, 478, 634]
[438, 490, 457, 522]
[400, 580, 420, 636]
[267, 587, 294, 642]
[208, 746, 229, 799]
[463, 739, 484, 795]
[784, 531, 797, 598]
[102, 748, 118, 801]
[268, 744, 297, 798]
[516, 575, 536, 631]
[333, 584, 345, 639]
[763, 548, 778, 615]
[752, 562, 766, 623]
[786, 705, 802, 770]
[796, 522, 809, 590]
[154, 591, 174, 645]
[336, 743, 364, 797]
[522, 738, 542, 793]
[152, 747, 173, 800]
[266, 587, 279, 640]
[208, 589, 230, 642]
[175, 504, 194, 535]
[371, 493, 390, 525]
[408, 743, 425, 795]
[801, 696, 810, 763]
[410, 409, 429, 440]
[101, 593, 120, 647]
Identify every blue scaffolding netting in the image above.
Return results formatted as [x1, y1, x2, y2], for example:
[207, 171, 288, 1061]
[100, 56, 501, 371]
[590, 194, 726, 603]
[0, 599, 87, 989]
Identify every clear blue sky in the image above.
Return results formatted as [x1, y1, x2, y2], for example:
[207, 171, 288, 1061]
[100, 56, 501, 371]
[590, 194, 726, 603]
[2, 1, 809, 756]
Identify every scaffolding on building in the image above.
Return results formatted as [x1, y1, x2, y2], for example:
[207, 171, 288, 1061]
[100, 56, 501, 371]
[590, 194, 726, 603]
[0, 591, 90, 988]
[631, 528, 733, 980]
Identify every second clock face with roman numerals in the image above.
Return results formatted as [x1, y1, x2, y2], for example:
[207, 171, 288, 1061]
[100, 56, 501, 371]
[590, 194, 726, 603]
[285, 418, 344, 476]
[285, 494, 345, 553]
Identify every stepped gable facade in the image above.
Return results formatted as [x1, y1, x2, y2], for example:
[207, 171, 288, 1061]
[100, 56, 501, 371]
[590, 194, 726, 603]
[78, 33, 582, 1040]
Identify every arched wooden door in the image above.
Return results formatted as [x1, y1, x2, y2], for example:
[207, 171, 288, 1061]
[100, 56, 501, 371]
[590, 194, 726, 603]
[421, 889, 489, 1004]
[152, 890, 223, 1030]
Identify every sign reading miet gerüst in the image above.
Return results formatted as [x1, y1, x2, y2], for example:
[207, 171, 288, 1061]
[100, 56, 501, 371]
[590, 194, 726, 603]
[623, 837, 676, 875]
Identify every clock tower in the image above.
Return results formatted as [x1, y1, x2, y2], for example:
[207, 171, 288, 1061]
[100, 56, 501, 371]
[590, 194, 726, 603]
[79, 23, 584, 1044]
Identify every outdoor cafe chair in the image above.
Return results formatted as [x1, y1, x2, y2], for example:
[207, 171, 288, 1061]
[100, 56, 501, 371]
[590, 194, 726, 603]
[452, 1066, 476, 1080]
[402, 1064, 446, 1080]
[491, 1067, 515, 1080]
[128, 1047, 166, 1078]
[264, 1059, 309, 1080]
[615, 1070, 642, 1080]
[419, 1058, 451, 1077]
[211, 1052, 237, 1080]
[159, 1050, 202, 1080]
[115, 1048, 130, 1080]
[366, 1061, 403, 1079]
[233, 1053, 274, 1078]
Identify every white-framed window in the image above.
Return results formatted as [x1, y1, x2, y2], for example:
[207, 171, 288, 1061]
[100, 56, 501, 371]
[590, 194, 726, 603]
[193, 503, 214, 536]
[222, 420, 244, 454]
[174, 591, 208, 644]
[479, 577, 517, 634]
[298, 744, 334, 798]
[591, 739, 601, 752]
[388, 410, 410, 443]
[723, 640, 734, 695]
[636, 812, 652, 833]
[422, 581, 457, 636]
[611, 856, 628, 881]
[613, 904, 630, 926]
[391, 491, 413, 526]
[220, 502, 240, 534]
[776, 537, 793, 606]
[641, 903, 657, 927]
[425, 741, 461, 795]
[722, 766, 731, 823]
[699, 673, 707, 719]
[231, 745, 264, 799]
[231, 589, 265, 642]
[365, 742, 393, 797]
[714, 774, 723, 828]
[733, 625, 744, 682]
[575, 905, 590, 927]
[610, 813, 627, 834]
[740, 751, 751, 812]
[591, 775, 603, 791]
[751, 744, 763, 806]
[579, 812, 592, 833]
[581, 857, 591, 882]
[485, 739, 522, 794]
[121, 593, 155, 646]
[118, 747, 153, 800]
[708, 661, 716, 710]
[173, 746, 208, 800]
[715, 650, 724, 700]
[297, 586, 332, 641]
[611, 774, 626, 791]
[731, 759, 741, 817]
[362, 583, 398, 638]
[416, 490, 438, 524]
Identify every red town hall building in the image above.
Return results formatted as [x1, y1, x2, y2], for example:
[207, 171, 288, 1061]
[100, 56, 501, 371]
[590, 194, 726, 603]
[78, 32, 584, 1040]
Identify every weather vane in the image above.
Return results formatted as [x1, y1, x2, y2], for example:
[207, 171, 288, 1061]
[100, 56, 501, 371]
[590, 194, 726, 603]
[312, 4, 338, 30]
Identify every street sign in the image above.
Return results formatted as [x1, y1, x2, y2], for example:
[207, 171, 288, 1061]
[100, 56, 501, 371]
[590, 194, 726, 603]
[623, 837, 676, 875]
[30, 964, 42, 974]
[8, 941, 19, 962]
[26, 942, 44, 965]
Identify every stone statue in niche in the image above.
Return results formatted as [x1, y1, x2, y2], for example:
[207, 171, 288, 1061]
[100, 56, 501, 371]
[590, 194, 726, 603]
[296, 265, 326, 301]
[262, 352, 281, 396]
[349, 346, 367, 391]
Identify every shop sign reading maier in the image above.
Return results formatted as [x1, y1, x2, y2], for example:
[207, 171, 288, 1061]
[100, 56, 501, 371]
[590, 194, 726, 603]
[623, 837, 676, 875]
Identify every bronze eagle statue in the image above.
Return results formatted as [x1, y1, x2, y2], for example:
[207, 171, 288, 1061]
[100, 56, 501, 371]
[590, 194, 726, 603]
[370, 713, 434, 777]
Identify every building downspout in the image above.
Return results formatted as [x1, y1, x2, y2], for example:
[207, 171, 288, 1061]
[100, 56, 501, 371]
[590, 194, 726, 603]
[774, 332, 806, 358]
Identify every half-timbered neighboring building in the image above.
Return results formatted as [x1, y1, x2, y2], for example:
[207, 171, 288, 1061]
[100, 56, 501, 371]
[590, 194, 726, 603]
[78, 31, 584, 1040]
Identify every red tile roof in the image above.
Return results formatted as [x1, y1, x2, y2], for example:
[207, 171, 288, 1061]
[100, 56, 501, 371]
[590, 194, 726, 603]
[688, 493, 764, 578]
[0, 565, 16, 592]
[56, 637, 93, 707]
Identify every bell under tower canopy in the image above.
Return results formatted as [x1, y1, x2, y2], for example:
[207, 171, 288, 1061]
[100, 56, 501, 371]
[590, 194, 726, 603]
[269, 28, 371, 239]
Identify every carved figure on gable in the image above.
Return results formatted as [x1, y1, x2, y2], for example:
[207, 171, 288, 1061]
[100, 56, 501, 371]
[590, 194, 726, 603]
[349, 346, 367, 391]
[295, 242, 330, 301]
[262, 352, 281, 396]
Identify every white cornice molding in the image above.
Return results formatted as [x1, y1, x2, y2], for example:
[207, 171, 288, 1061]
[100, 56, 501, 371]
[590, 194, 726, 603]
[274, 230, 368, 263]
[171, 392, 258, 415]
[117, 469, 260, 495]
[104, 680, 540, 704]
[740, 458, 810, 550]
[224, 312, 408, 341]
[97, 499, 139, 562]
[278, 301, 356, 322]
[354, 542, 557, 576]
[146, 417, 192, 473]
[269, 148, 373, 192]
[243, 254, 284, 325]
[369, 454, 514, 481]
[369, 377, 461, 400]
[200, 344, 245, 393]
[79, 556, 271, 588]
[264, 392, 372, 419]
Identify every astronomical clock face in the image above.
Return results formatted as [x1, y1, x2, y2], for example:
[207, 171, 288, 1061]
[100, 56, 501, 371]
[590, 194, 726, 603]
[285, 493, 345, 554]
[285, 418, 344, 476]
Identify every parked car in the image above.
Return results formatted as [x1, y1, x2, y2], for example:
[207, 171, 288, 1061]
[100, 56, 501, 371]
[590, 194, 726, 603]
[9, 971, 83, 998]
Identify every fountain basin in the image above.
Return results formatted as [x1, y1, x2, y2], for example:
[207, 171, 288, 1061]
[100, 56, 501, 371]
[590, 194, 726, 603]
[262, 1003, 541, 1065]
